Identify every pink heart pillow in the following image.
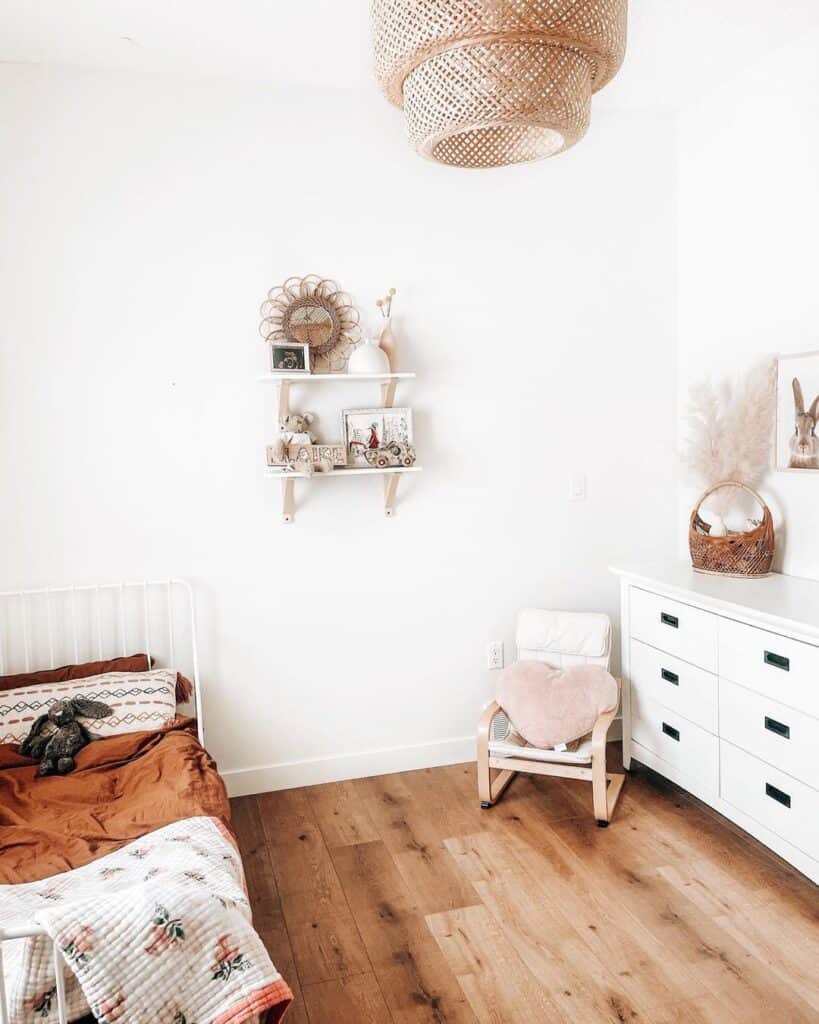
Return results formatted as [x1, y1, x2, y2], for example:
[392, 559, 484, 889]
[497, 661, 619, 749]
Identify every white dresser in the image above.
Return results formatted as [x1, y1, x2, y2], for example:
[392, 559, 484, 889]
[612, 563, 819, 885]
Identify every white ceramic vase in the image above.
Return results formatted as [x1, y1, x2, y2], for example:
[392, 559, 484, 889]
[347, 336, 390, 374]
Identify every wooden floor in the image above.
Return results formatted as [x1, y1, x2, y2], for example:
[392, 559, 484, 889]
[231, 747, 819, 1024]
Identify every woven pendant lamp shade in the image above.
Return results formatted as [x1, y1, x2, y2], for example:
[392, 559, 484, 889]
[372, 0, 628, 168]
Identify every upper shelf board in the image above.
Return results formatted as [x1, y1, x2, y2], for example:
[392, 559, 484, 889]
[257, 372, 416, 383]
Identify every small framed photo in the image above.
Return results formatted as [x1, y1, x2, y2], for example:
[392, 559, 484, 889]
[776, 351, 819, 471]
[270, 342, 310, 374]
[343, 407, 413, 467]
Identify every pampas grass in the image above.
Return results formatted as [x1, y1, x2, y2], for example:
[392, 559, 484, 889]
[683, 360, 776, 516]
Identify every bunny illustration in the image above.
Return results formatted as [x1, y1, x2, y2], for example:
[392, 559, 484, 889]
[788, 378, 819, 470]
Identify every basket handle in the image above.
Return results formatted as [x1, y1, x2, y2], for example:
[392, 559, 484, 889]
[693, 480, 769, 518]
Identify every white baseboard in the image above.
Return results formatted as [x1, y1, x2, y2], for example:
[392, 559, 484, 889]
[222, 734, 476, 798]
[222, 717, 623, 798]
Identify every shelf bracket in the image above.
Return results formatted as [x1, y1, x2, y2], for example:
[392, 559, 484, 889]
[384, 474, 400, 518]
[381, 380, 397, 409]
[277, 382, 290, 423]
[281, 477, 295, 524]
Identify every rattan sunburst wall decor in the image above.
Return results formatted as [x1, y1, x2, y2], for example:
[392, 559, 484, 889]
[371, 0, 628, 169]
[259, 275, 360, 373]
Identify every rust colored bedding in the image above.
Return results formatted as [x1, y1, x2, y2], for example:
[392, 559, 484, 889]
[0, 717, 230, 884]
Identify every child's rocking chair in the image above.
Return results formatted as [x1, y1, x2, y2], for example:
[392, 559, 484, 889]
[477, 609, 625, 826]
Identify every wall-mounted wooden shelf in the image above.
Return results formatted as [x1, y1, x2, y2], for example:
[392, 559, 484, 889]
[260, 371, 419, 523]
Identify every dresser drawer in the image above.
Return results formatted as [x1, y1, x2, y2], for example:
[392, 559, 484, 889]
[720, 740, 819, 862]
[719, 678, 819, 789]
[629, 639, 717, 733]
[719, 618, 819, 718]
[632, 697, 719, 794]
[629, 588, 717, 672]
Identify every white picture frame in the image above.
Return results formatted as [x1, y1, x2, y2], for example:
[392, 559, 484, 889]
[342, 407, 413, 467]
[270, 342, 311, 374]
[776, 350, 819, 472]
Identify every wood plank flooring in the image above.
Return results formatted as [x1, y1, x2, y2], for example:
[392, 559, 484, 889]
[230, 748, 819, 1024]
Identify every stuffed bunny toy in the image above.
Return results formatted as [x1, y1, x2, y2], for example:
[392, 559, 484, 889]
[20, 697, 113, 776]
[788, 377, 819, 470]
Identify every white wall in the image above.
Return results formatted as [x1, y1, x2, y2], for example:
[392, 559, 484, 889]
[0, 65, 678, 793]
[678, 29, 819, 578]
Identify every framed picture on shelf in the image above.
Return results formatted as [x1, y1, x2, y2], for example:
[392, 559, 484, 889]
[343, 407, 413, 467]
[776, 351, 819, 471]
[270, 342, 311, 374]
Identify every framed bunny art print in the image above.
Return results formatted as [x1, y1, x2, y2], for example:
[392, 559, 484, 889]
[776, 351, 819, 471]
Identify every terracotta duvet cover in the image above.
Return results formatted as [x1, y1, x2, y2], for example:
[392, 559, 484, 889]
[0, 717, 230, 883]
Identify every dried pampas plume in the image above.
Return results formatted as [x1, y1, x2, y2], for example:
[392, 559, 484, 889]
[683, 360, 776, 515]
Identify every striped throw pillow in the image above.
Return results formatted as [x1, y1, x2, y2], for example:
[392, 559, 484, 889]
[0, 669, 177, 747]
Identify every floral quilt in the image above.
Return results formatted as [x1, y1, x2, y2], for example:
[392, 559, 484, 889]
[0, 816, 292, 1023]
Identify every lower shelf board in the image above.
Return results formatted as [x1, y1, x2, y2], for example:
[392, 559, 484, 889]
[265, 466, 422, 479]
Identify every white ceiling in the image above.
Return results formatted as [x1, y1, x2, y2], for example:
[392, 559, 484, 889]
[1, 1, 818, 111]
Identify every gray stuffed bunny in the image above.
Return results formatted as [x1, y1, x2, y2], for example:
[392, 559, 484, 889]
[20, 697, 113, 776]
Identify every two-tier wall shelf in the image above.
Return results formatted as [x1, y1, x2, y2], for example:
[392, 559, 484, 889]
[258, 372, 421, 523]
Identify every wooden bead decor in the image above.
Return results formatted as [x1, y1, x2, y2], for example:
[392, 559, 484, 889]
[371, 0, 628, 168]
[689, 481, 775, 579]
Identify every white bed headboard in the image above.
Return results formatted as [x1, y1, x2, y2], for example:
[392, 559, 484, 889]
[0, 579, 204, 747]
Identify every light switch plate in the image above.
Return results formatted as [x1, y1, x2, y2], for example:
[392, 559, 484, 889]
[487, 641, 504, 670]
[569, 473, 587, 501]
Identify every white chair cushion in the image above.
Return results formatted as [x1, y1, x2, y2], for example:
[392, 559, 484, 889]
[488, 734, 593, 765]
[517, 609, 611, 661]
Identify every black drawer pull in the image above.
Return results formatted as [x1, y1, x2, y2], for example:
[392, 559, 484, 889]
[765, 783, 791, 808]
[660, 612, 679, 629]
[764, 651, 790, 672]
[661, 668, 679, 686]
[662, 722, 680, 742]
[764, 716, 790, 739]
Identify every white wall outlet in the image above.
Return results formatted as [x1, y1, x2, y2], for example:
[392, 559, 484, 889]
[569, 472, 587, 501]
[487, 640, 504, 670]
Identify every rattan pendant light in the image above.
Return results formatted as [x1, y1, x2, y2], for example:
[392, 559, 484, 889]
[371, 0, 628, 168]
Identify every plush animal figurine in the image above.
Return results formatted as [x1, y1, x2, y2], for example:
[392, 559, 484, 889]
[20, 697, 113, 776]
[272, 411, 317, 464]
[273, 411, 333, 474]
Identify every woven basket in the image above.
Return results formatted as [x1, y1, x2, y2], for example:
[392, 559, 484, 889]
[371, 0, 628, 168]
[689, 482, 774, 579]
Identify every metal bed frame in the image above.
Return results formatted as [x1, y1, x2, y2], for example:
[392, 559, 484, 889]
[0, 579, 203, 1024]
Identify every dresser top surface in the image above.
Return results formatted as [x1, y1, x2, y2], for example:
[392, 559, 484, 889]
[610, 561, 819, 637]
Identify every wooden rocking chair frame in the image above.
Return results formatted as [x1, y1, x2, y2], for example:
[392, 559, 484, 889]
[477, 698, 625, 826]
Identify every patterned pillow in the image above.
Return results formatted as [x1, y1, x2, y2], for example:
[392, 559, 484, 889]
[0, 669, 177, 747]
